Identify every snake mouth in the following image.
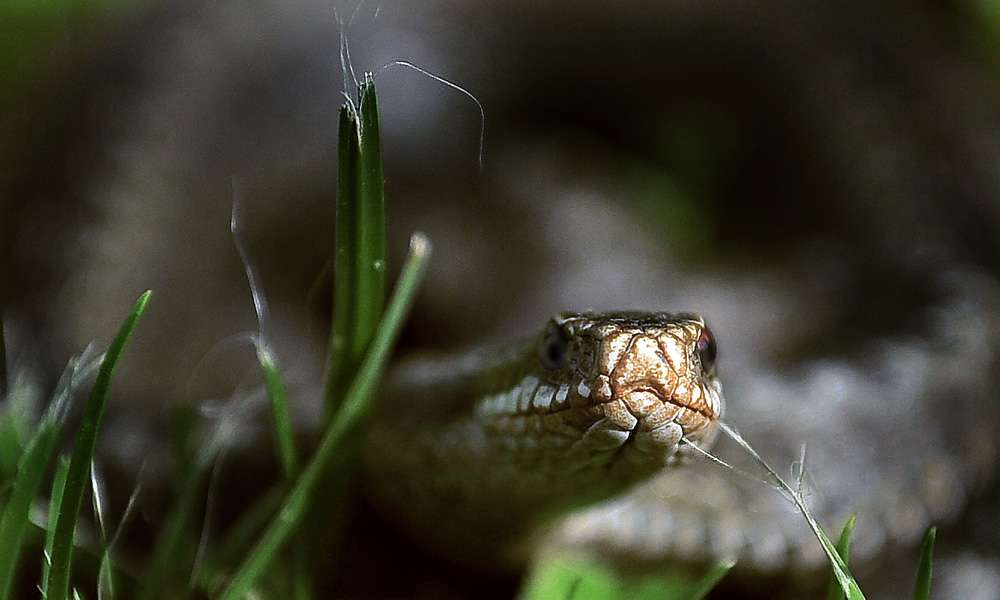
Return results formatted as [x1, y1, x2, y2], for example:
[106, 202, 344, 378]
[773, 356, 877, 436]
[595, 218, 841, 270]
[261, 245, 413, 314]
[568, 323, 725, 455]
[572, 384, 720, 457]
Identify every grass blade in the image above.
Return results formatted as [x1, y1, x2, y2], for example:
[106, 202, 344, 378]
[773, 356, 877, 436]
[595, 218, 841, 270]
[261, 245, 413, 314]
[825, 515, 856, 600]
[0, 414, 60, 600]
[218, 232, 430, 600]
[324, 74, 386, 422]
[355, 74, 386, 341]
[257, 344, 298, 479]
[683, 558, 736, 600]
[0, 351, 99, 600]
[912, 527, 935, 600]
[46, 290, 151, 600]
[718, 424, 866, 600]
[326, 101, 361, 416]
[255, 342, 309, 600]
[41, 457, 70, 597]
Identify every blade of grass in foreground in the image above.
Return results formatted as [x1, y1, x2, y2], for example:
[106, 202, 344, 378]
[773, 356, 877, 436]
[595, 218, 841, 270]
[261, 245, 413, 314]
[0, 414, 60, 600]
[325, 75, 386, 423]
[257, 344, 298, 480]
[683, 558, 736, 600]
[218, 233, 430, 600]
[825, 515, 856, 600]
[255, 343, 310, 600]
[41, 458, 70, 597]
[0, 352, 100, 600]
[912, 528, 935, 600]
[717, 423, 866, 600]
[46, 290, 152, 600]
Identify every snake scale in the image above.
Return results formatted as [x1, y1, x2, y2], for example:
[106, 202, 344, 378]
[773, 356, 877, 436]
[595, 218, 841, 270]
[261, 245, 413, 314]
[3, 0, 1000, 598]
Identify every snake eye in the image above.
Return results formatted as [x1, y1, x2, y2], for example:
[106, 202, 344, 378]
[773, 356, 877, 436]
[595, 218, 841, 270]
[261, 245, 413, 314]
[540, 326, 569, 371]
[696, 325, 717, 373]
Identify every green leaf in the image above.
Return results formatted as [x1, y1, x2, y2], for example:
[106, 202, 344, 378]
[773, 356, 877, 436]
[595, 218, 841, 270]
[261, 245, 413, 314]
[46, 290, 151, 600]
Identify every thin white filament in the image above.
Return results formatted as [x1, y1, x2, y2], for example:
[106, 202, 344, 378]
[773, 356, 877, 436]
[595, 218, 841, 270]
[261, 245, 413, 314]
[375, 60, 487, 170]
[230, 176, 269, 344]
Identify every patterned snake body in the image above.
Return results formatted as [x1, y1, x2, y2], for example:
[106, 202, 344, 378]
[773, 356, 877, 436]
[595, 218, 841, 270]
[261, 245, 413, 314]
[364, 312, 723, 566]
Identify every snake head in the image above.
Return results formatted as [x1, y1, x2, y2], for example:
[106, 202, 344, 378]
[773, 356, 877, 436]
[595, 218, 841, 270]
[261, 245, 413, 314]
[545, 312, 725, 460]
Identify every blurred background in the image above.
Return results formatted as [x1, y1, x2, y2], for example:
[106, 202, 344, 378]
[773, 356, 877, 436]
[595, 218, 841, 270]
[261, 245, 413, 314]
[2, 0, 1000, 598]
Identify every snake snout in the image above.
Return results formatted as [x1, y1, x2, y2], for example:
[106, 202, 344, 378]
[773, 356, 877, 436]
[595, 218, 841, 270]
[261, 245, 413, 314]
[604, 330, 722, 451]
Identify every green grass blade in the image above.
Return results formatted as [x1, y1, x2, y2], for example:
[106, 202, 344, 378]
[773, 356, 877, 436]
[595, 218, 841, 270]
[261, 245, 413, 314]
[41, 457, 70, 597]
[324, 74, 387, 422]
[0, 412, 60, 600]
[0, 319, 7, 398]
[0, 352, 99, 600]
[912, 527, 935, 600]
[257, 344, 298, 479]
[718, 424, 866, 600]
[218, 233, 430, 600]
[325, 99, 361, 419]
[683, 558, 736, 600]
[254, 342, 309, 600]
[46, 290, 151, 600]
[825, 515, 856, 600]
[355, 74, 386, 346]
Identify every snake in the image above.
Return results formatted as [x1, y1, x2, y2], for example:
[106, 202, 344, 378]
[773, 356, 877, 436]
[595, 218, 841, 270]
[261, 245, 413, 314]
[359, 262, 1000, 596]
[4, 1, 1000, 597]
[363, 312, 724, 567]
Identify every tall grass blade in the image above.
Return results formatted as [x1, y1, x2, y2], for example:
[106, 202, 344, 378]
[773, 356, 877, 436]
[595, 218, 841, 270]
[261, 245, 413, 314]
[41, 457, 70, 597]
[46, 291, 151, 600]
[325, 74, 386, 422]
[0, 352, 98, 600]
